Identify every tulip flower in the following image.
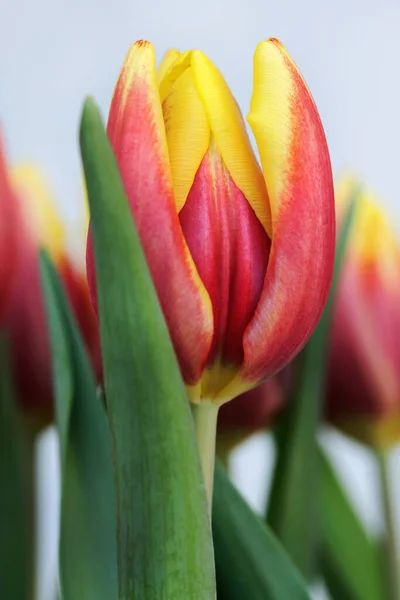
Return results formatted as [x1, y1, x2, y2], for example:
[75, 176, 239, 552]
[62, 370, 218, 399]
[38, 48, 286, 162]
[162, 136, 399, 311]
[3, 164, 100, 425]
[87, 38, 335, 408]
[326, 179, 400, 448]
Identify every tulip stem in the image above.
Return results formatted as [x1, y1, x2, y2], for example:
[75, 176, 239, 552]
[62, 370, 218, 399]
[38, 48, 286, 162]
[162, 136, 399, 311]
[192, 402, 219, 511]
[376, 448, 400, 600]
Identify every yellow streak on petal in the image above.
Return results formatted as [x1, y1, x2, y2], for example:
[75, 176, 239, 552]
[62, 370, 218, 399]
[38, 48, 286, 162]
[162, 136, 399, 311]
[191, 50, 271, 236]
[11, 165, 65, 262]
[247, 39, 297, 223]
[162, 66, 210, 212]
[157, 48, 181, 84]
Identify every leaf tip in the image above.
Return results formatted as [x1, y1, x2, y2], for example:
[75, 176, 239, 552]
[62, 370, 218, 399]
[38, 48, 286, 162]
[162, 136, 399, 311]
[79, 97, 105, 155]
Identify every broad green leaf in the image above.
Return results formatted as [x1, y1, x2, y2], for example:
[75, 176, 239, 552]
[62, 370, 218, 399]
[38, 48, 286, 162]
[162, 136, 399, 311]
[40, 251, 117, 600]
[267, 195, 357, 578]
[0, 336, 31, 600]
[80, 98, 215, 600]
[319, 447, 385, 600]
[213, 462, 311, 600]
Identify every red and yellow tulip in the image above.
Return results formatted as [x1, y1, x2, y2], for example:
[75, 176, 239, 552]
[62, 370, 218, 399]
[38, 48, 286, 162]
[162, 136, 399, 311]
[1, 156, 100, 423]
[87, 38, 335, 405]
[326, 179, 400, 447]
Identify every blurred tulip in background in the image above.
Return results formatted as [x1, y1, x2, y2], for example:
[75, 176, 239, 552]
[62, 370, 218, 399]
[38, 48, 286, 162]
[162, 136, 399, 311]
[0, 143, 99, 426]
[327, 178, 400, 448]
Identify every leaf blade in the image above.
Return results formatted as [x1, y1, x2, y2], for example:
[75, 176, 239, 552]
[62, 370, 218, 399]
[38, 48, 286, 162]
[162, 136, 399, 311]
[213, 462, 311, 600]
[0, 336, 31, 600]
[40, 251, 117, 600]
[319, 446, 385, 600]
[80, 97, 215, 600]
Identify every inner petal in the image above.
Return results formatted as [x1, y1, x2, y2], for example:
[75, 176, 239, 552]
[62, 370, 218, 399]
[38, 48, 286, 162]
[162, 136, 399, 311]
[179, 144, 271, 367]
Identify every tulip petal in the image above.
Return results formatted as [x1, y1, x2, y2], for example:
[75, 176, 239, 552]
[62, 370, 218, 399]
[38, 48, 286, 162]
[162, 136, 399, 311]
[191, 51, 271, 235]
[179, 144, 271, 369]
[161, 56, 211, 212]
[157, 48, 181, 84]
[243, 38, 335, 383]
[105, 41, 213, 384]
[158, 50, 192, 103]
[158, 50, 271, 233]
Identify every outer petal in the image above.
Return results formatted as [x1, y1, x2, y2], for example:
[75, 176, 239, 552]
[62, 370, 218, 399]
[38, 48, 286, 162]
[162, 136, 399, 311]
[102, 41, 213, 384]
[241, 38, 335, 384]
[0, 136, 19, 321]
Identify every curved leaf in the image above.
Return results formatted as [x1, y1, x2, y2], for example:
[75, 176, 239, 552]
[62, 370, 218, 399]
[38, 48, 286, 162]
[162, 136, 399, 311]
[80, 98, 215, 600]
[213, 462, 311, 600]
[40, 252, 117, 600]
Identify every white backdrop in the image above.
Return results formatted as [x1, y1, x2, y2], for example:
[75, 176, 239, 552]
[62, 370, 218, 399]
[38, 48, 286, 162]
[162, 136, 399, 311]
[1, 0, 400, 598]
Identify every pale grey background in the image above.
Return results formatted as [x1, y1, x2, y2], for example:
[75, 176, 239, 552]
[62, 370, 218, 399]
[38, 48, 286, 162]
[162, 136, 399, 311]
[1, 0, 400, 598]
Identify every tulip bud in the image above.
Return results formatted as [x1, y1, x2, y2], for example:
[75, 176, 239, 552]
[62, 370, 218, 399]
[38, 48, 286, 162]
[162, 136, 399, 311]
[87, 39, 335, 405]
[3, 164, 100, 424]
[326, 178, 400, 448]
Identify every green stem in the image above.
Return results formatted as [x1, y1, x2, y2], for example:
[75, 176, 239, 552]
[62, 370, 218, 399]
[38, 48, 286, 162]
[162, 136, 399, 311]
[192, 402, 219, 510]
[376, 448, 399, 600]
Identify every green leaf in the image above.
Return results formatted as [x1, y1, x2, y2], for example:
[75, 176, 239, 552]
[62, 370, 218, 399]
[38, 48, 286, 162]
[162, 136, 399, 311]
[39, 251, 73, 470]
[0, 336, 31, 600]
[319, 447, 385, 600]
[213, 462, 311, 600]
[40, 250, 117, 600]
[267, 194, 357, 578]
[80, 97, 215, 600]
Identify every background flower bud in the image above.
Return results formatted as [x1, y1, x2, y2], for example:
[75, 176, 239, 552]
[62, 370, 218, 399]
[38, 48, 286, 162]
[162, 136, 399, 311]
[326, 178, 400, 448]
[3, 165, 100, 424]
